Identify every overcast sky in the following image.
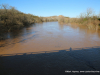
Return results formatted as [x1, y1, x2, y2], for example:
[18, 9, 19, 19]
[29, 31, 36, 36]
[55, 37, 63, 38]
[0, 0, 100, 17]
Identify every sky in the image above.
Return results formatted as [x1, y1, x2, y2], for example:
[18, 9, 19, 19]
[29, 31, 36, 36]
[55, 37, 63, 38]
[0, 0, 100, 18]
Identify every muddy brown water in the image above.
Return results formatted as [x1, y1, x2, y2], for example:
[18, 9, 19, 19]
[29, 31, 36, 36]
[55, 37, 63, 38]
[0, 21, 100, 55]
[0, 22, 100, 75]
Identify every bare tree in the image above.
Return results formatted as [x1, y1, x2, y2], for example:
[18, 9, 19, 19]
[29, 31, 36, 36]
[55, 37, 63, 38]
[86, 8, 94, 19]
[98, 12, 100, 18]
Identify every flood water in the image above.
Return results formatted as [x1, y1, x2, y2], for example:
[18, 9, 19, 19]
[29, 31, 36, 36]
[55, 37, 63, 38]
[0, 21, 100, 55]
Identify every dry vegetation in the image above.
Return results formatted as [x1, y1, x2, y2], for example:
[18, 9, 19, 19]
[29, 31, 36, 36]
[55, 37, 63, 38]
[58, 8, 100, 30]
[40, 16, 58, 22]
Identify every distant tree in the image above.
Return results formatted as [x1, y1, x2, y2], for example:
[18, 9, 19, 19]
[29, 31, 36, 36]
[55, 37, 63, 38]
[86, 8, 94, 19]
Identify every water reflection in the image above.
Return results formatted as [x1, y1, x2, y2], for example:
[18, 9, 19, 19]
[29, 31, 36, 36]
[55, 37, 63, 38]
[97, 30, 100, 38]
[0, 22, 100, 55]
[69, 24, 100, 39]
[0, 24, 37, 47]
[58, 23, 64, 30]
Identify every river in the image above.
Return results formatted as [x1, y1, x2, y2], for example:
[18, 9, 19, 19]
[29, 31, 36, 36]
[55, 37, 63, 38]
[0, 21, 100, 55]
